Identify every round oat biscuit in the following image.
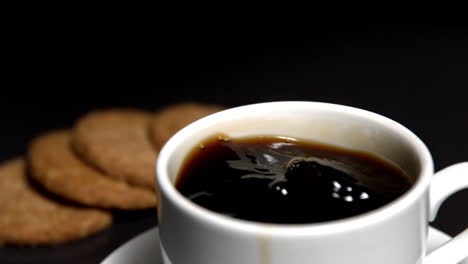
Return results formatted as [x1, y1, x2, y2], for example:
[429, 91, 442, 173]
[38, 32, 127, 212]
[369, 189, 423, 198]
[0, 158, 112, 246]
[150, 102, 224, 150]
[72, 109, 157, 190]
[28, 130, 157, 210]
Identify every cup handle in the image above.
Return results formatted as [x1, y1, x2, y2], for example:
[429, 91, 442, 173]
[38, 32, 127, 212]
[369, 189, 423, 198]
[425, 162, 468, 264]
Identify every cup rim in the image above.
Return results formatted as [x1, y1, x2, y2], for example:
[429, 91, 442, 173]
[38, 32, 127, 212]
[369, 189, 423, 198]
[156, 101, 434, 236]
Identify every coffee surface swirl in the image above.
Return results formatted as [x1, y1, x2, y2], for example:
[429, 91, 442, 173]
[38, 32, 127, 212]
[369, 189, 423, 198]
[176, 135, 412, 224]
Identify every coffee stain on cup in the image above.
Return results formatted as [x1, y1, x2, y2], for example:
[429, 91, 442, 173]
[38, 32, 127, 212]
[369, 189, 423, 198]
[260, 231, 272, 264]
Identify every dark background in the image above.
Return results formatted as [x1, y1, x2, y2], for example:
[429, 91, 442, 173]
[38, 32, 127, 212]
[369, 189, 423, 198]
[2, 14, 468, 263]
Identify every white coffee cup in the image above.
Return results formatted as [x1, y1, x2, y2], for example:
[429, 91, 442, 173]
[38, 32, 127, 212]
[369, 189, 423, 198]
[156, 101, 468, 264]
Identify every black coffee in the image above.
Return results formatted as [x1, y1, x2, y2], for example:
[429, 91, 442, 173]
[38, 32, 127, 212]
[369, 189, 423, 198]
[176, 135, 412, 224]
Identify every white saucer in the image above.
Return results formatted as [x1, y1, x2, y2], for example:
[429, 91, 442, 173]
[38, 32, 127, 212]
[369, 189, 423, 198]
[101, 227, 468, 264]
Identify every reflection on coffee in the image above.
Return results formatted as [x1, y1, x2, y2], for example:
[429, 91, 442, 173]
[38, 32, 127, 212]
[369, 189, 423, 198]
[176, 135, 412, 224]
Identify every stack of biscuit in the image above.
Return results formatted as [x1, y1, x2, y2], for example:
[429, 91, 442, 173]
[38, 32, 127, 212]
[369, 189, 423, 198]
[0, 102, 224, 246]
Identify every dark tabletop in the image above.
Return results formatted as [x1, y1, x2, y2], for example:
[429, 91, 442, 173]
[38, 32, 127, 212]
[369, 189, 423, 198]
[2, 17, 468, 263]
